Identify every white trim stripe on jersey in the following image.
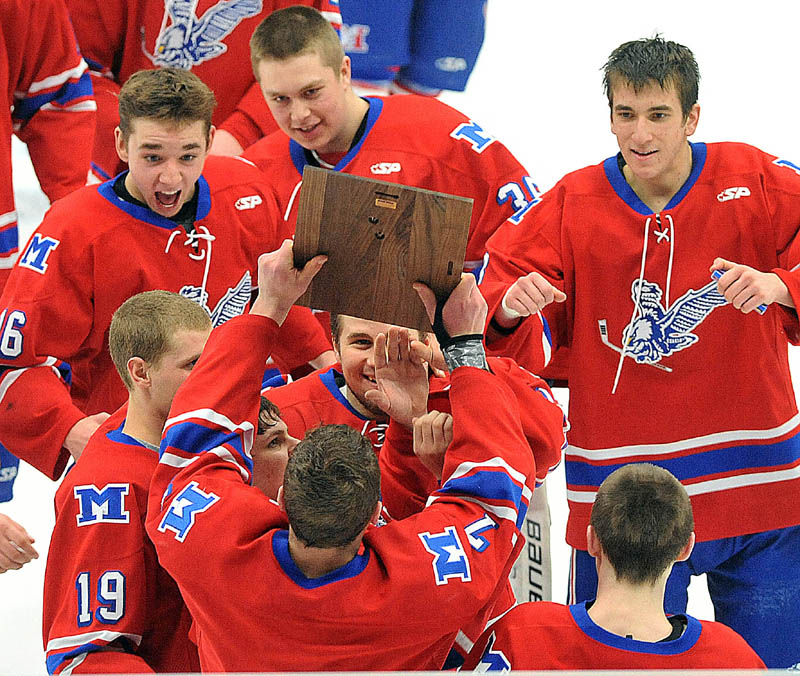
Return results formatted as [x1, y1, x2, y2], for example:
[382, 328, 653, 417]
[159, 452, 199, 469]
[427, 494, 520, 525]
[447, 456, 532, 504]
[60, 650, 87, 675]
[41, 100, 98, 113]
[46, 629, 142, 651]
[18, 61, 88, 97]
[165, 407, 255, 451]
[0, 210, 17, 227]
[0, 357, 59, 405]
[567, 411, 800, 461]
[0, 252, 19, 269]
[210, 445, 250, 481]
[454, 629, 474, 653]
[568, 460, 800, 503]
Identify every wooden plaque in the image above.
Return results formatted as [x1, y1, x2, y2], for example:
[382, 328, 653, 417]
[293, 166, 473, 331]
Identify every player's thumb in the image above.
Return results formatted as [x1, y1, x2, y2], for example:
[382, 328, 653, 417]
[413, 283, 437, 323]
[710, 257, 732, 273]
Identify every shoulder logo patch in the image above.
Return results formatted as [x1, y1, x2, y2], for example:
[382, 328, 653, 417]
[235, 195, 263, 210]
[157, 481, 219, 542]
[19, 234, 60, 274]
[370, 162, 402, 175]
[419, 525, 472, 585]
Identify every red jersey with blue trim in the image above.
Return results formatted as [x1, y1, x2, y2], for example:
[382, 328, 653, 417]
[463, 601, 765, 670]
[264, 365, 388, 454]
[242, 95, 538, 272]
[68, 0, 341, 179]
[1, 0, 95, 284]
[43, 414, 199, 674]
[481, 142, 800, 548]
[0, 155, 330, 480]
[146, 314, 532, 671]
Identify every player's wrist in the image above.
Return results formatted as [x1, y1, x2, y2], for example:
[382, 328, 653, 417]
[442, 335, 489, 372]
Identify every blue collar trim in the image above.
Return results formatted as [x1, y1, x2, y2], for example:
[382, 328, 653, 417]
[105, 421, 159, 454]
[289, 97, 384, 175]
[319, 368, 371, 420]
[569, 602, 702, 654]
[97, 173, 211, 229]
[272, 530, 370, 589]
[603, 142, 707, 215]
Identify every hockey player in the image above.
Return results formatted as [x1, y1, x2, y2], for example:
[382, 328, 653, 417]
[479, 36, 800, 668]
[146, 246, 536, 671]
[0, 68, 331, 483]
[242, 5, 538, 278]
[1, 0, 95, 286]
[43, 290, 210, 674]
[341, 0, 486, 97]
[66, 0, 342, 177]
[464, 464, 765, 670]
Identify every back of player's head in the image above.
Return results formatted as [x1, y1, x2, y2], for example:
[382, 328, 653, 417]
[603, 36, 699, 118]
[250, 6, 344, 77]
[590, 463, 694, 585]
[282, 424, 379, 548]
[109, 290, 212, 391]
[118, 68, 217, 143]
[257, 395, 282, 435]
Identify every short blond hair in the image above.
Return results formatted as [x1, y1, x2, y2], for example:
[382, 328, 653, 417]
[250, 6, 344, 78]
[109, 290, 212, 390]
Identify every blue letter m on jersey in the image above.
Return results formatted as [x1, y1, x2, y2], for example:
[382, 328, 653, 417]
[450, 120, 496, 153]
[158, 481, 219, 542]
[419, 525, 472, 585]
[73, 484, 131, 526]
[19, 234, 60, 273]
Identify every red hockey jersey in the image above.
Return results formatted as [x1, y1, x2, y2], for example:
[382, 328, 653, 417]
[1, 0, 95, 284]
[68, 0, 341, 178]
[264, 365, 388, 453]
[481, 142, 800, 547]
[43, 415, 199, 674]
[0, 155, 330, 480]
[242, 95, 538, 271]
[463, 601, 765, 670]
[146, 314, 532, 671]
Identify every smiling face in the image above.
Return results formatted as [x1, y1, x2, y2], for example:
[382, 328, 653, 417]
[609, 78, 699, 199]
[332, 316, 420, 419]
[256, 51, 360, 155]
[115, 118, 213, 218]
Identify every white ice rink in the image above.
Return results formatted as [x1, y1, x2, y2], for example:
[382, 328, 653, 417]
[3, 1, 800, 673]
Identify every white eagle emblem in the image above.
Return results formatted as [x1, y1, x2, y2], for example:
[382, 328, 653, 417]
[146, 0, 262, 70]
[179, 271, 251, 327]
[621, 278, 728, 364]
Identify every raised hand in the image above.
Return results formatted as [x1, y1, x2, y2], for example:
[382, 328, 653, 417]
[250, 239, 327, 324]
[494, 271, 566, 328]
[364, 327, 429, 428]
[0, 514, 38, 573]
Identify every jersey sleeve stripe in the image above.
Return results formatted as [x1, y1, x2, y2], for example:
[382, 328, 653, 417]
[13, 71, 95, 123]
[46, 629, 143, 652]
[18, 61, 89, 96]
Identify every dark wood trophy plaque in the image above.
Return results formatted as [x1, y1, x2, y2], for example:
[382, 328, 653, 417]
[292, 166, 473, 331]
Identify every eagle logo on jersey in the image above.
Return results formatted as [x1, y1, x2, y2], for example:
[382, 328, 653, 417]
[619, 277, 728, 364]
[179, 271, 251, 327]
[144, 0, 262, 70]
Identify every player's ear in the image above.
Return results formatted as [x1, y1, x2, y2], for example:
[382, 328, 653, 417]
[127, 356, 150, 388]
[276, 485, 286, 513]
[586, 525, 601, 559]
[114, 127, 129, 163]
[370, 501, 382, 526]
[340, 55, 352, 85]
[684, 104, 700, 137]
[206, 124, 216, 151]
[676, 531, 696, 562]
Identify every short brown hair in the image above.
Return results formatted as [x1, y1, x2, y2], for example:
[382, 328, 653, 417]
[250, 6, 344, 78]
[109, 290, 212, 390]
[283, 424, 379, 548]
[118, 68, 217, 142]
[603, 36, 699, 118]
[590, 463, 694, 585]
[257, 396, 282, 435]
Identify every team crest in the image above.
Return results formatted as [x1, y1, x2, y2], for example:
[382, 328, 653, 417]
[144, 0, 262, 70]
[179, 271, 251, 327]
[600, 277, 727, 365]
